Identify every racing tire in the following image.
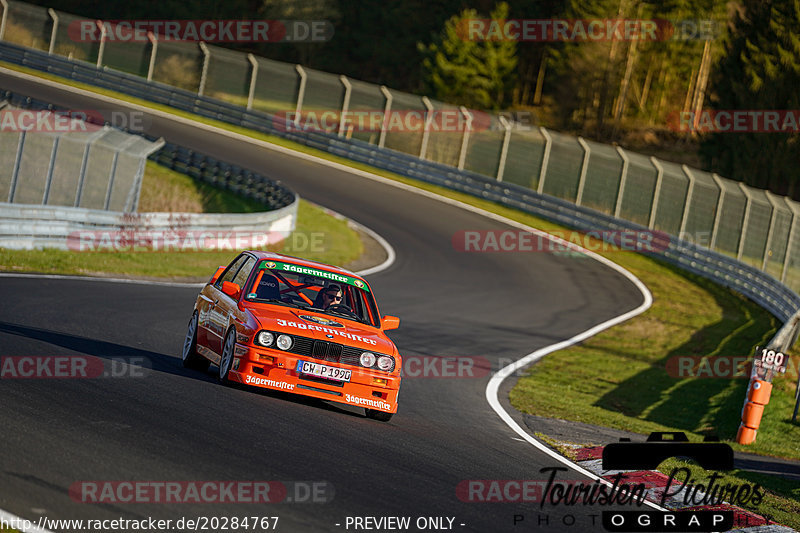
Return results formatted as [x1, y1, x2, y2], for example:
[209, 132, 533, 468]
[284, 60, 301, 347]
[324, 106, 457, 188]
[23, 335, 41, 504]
[182, 313, 209, 371]
[218, 328, 236, 383]
[365, 409, 393, 422]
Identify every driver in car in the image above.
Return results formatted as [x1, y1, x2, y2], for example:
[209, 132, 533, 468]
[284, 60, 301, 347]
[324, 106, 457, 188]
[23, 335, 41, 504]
[315, 284, 343, 309]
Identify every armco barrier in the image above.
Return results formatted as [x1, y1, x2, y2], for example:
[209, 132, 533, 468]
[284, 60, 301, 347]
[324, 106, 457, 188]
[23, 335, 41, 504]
[0, 199, 298, 250]
[1, 41, 799, 321]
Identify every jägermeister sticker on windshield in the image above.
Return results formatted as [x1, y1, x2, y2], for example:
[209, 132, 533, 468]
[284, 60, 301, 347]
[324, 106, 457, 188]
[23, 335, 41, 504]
[258, 260, 370, 292]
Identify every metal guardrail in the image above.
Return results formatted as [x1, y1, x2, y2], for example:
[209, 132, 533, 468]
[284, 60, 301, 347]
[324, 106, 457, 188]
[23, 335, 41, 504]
[1, 41, 798, 323]
[0, 199, 298, 250]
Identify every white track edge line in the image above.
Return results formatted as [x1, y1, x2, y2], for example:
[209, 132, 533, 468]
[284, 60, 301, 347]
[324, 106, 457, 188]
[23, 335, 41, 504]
[2, 66, 662, 511]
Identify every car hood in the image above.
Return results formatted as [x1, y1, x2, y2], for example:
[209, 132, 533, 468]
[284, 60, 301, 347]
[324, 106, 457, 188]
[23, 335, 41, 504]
[251, 306, 395, 355]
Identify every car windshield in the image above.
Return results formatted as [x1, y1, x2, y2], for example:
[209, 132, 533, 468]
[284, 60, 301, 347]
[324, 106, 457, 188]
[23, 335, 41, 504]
[244, 260, 380, 327]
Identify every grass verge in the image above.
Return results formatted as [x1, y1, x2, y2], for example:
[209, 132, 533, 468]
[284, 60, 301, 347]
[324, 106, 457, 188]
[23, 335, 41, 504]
[2, 60, 798, 521]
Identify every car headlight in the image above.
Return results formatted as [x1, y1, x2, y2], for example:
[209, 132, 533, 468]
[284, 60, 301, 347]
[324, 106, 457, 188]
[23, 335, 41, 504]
[360, 352, 376, 367]
[377, 356, 393, 371]
[257, 331, 274, 347]
[276, 334, 293, 350]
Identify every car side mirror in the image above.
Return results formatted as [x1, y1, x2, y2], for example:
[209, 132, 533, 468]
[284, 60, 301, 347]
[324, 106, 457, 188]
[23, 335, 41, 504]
[382, 315, 400, 330]
[210, 266, 226, 284]
[221, 281, 241, 300]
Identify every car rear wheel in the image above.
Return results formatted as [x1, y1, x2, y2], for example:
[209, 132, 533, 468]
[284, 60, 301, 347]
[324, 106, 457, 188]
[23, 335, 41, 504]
[365, 409, 393, 422]
[182, 313, 209, 371]
[218, 328, 236, 382]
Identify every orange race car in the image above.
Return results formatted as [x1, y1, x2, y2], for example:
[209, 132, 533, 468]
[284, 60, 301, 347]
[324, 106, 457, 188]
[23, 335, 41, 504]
[181, 251, 402, 421]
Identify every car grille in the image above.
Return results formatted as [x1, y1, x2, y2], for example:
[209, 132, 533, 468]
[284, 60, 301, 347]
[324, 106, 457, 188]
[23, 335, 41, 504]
[283, 333, 395, 372]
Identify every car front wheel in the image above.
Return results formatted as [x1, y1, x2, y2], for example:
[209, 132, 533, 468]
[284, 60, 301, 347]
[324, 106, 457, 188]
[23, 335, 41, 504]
[218, 328, 236, 382]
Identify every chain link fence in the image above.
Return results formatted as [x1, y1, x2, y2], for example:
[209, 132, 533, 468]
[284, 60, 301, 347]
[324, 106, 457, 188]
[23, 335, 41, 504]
[0, 101, 163, 211]
[4, 0, 800, 293]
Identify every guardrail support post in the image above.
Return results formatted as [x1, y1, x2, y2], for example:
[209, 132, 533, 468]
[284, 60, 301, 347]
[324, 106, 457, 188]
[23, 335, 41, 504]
[737, 182, 753, 262]
[147, 32, 157, 82]
[575, 137, 590, 205]
[198, 42, 210, 96]
[0, 0, 8, 41]
[246, 54, 258, 110]
[457, 106, 472, 170]
[8, 131, 26, 203]
[614, 146, 629, 218]
[710, 173, 726, 251]
[763, 191, 782, 271]
[378, 86, 392, 148]
[781, 196, 800, 284]
[95, 20, 106, 68]
[679, 165, 696, 238]
[47, 9, 58, 54]
[648, 157, 663, 229]
[294, 65, 307, 126]
[338, 75, 351, 137]
[537, 126, 551, 194]
[42, 136, 60, 204]
[496, 116, 512, 182]
[419, 96, 434, 160]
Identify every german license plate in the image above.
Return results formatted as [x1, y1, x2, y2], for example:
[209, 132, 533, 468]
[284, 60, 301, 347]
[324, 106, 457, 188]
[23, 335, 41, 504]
[296, 360, 352, 382]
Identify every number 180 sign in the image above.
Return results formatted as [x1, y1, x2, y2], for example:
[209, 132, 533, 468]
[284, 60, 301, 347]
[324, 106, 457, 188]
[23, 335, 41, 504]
[754, 347, 788, 373]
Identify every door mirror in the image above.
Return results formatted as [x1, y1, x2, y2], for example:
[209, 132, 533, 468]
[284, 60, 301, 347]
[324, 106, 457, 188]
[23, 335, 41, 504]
[382, 315, 400, 330]
[210, 265, 226, 284]
[221, 281, 241, 300]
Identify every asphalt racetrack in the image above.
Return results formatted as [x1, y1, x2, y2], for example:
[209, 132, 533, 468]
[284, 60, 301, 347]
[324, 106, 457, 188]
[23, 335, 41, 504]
[0, 71, 648, 532]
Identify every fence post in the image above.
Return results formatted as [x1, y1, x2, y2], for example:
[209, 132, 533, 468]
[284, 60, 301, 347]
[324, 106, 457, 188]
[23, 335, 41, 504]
[0, 0, 8, 41]
[47, 9, 58, 54]
[338, 75, 351, 137]
[737, 182, 753, 262]
[574, 137, 590, 205]
[457, 106, 472, 171]
[648, 157, 663, 229]
[95, 20, 106, 68]
[419, 96, 433, 160]
[8, 131, 26, 203]
[614, 146, 629, 218]
[496, 116, 512, 182]
[679, 165, 696, 238]
[246, 54, 258, 110]
[74, 128, 106, 207]
[378, 86, 392, 148]
[537, 126, 551, 194]
[198, 42, 210, 96]
[104, 136, 138, 210]
[763, 191, 782, 271]
[294, 65, 307, 126]
[710, 173, 726, 251]
[781, 196, 799, 284]
[146, 31, 157, 82]
[42, 136, 60, 204]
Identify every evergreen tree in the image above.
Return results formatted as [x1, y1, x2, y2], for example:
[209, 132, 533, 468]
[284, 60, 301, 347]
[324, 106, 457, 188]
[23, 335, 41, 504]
[700, 0, 800, 197]
[419, 2, 518, 110]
